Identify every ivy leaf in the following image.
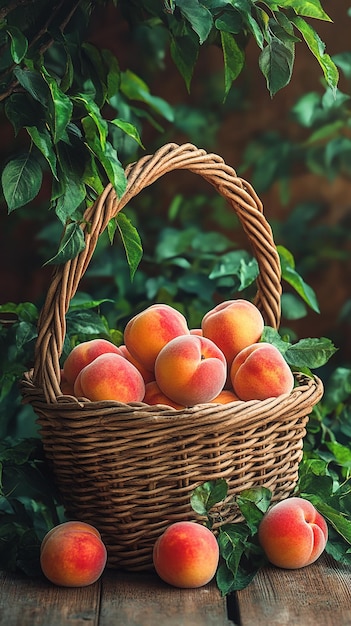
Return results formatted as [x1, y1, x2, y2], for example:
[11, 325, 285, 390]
[2, 152, 42, 212]
[259, 36, 295, 96]
[6, 26, 28, 63]
[220, 31, 245, 99]
[175, 0, 213, 44]
[190, 479, 228, 517]
[44, 222, 86, 266]
[285, 337, 337, 369]
[291, 16, 338, 94]
[115, 212, 143, 280]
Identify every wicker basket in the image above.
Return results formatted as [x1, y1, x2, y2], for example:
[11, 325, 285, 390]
[21, 143, 323, 571]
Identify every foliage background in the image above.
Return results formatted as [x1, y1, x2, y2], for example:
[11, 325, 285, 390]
[0, 0, 350, 360]
[0, 0, 351, 581]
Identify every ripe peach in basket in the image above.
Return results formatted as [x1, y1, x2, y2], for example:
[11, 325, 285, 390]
[155, 334, 227, 406]
[63, 338, 123, 386]
[230, 342, 294, 401]
[40, 521, 107, 587]
[201, 299, 264, 366]
[143, 381, 184, 409]
[124, 303, 190, 372]
[74, 352, 145, 402]
[119, 344, 155, 384]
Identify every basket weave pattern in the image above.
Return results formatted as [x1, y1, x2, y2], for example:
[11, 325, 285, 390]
[21, 143, 323, 571]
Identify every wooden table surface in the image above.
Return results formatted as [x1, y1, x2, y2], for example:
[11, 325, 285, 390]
[1, 553, 350, 626]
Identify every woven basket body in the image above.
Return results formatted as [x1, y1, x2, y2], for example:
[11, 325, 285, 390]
[21, 143, 323, 571]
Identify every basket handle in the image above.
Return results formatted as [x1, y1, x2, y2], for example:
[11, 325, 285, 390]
[32, 143, 282, 401]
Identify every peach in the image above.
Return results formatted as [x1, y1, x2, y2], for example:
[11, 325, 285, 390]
[63, 338, 123, 386]
[154, 335, 227, 406]
[153, 521, 219, 588]
[230, 342, 294, 401]
[124, 304, 190, 371]
[74, 352, 145, 402]
[40, 522, 107, 587]
[41, 521, 101, 553]
[210, 389, 240, 404]
[258, 497, 328, 569]
[119, 344, 155, 384]
[201, 299, 264, 366]
[143, 381, 184, 409]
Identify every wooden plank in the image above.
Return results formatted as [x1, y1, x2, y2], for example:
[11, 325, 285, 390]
[99, 570, 235, 626]
[236, 553, 351, 626]
[0, 570, 101, 626]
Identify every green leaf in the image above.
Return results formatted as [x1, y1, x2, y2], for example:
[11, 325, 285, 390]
[271, 0, 332, 21]
[309, 498, 351, 545]
[175, 0, 213, 44]
[13, 68, 48, 105]
[285, 337, 338, 369]
[110, 119, 145, 148]
[220, 31, 245, 99]
[278, 245, 320, 312]
[259, 36, 295, 96]
[190, 479, 228, 516]
[44, 222, 86, 266]
[116, 212, 143, 280]
[25, 125, 58, 179]
[54, 178, 86, 224]
[6, 26, 28, 63]
[0, 302, 38, 323]
[5, 93, 41, 136]
[15, 321, 37, 350]
[66, 310, 109, 338]
[75, 94, 108, 150]
[209, 250, 258, 290]
[281, 292, 307, 320]
[260, 325, 291, 353]
[103, 48, 121, 100]
[326, 442, 351, 469]
[121, 70, 174, 122]
[236, 491, 271, 534]
[291, 16, 338, 93]
[2, 152, 42, 212]
[43, 73, 73, 143]
[170, 32, 199, 92]
[82, 116, 127, 197]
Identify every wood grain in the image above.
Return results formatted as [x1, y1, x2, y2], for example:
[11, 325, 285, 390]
[236, 553, 351, 626]
[0, 570, 100, 626]
[99, 570, 234, 626]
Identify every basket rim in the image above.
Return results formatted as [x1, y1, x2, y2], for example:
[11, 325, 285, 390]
[21, 370, 324, 432]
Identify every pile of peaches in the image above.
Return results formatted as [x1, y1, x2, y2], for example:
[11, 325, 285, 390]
[61, 299, 295, 407]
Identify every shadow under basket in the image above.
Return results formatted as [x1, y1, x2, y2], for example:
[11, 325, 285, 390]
[20, 142, 324, 571]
